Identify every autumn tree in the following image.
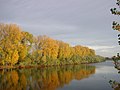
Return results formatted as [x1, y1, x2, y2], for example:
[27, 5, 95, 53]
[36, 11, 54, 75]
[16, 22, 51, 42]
[0, 23, 104, 66]
[32, 35, 59, 65]
[0, 24, 33, 65]
[71, 45, 96, 63]
[57, 41, 71, 64]
[32, 35, 103, 65]
[0, 24, 22, 65]
[18, 31, 33, 63]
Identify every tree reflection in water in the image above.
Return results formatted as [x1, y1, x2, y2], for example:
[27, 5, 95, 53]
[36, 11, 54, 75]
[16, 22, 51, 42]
[0, 65, 95, 90]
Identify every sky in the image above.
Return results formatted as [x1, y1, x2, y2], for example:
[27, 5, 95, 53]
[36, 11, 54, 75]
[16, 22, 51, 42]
[0, 0, 119, 57]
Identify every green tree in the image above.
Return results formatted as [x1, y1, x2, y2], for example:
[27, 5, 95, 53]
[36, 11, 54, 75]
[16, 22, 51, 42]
[111, 0, 120, 31]
[110, 0, 120, 66]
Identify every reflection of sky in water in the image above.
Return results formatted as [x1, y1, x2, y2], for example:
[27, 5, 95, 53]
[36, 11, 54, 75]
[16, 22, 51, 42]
[57, 61, 120, 90]
[96, 66, 117, 73]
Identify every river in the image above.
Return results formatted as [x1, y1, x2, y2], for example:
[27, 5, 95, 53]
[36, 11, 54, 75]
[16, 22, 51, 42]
[0, 61, 119, 90]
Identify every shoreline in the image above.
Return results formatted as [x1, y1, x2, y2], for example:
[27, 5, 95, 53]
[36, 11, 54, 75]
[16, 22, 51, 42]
[0, 61, 105, 70]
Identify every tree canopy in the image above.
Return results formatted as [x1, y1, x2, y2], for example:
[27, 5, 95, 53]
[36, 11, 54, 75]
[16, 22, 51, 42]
[0, 23, 105, 66]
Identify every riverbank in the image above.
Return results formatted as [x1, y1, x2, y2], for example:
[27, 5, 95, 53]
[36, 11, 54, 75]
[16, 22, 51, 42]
[0, 60, 106, 70]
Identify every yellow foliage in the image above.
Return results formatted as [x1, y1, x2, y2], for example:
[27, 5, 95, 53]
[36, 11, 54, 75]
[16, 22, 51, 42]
[35, 35, 59, 60]
[57, 41, 71, 59]
[0, 24, 33, 65]
[73, 45, 95, 57]
[18, 45, 27, 61]
[0, 23, 98, 66]
[11, 50, 19, 65]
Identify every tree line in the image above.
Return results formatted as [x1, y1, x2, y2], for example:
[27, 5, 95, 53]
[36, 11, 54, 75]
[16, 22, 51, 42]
[0, 24, 105, 66]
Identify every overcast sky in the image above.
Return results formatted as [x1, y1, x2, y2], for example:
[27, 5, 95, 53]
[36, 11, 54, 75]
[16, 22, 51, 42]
[0, 0, 119, 57]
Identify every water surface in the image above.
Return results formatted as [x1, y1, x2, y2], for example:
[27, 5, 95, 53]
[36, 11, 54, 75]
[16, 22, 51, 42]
[0, 61, 119, 90]
[58, 61, 120, 90]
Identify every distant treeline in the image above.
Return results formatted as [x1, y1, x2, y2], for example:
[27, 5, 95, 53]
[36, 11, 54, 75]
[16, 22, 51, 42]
[0, 24, 105, 66]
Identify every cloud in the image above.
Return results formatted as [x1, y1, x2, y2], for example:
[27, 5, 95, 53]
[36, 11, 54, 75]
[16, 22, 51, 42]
[96, 66, 116, 74]
[20, 22, 78, 36]
[87, 45, 116, 50]
[95, 46, 120, 57]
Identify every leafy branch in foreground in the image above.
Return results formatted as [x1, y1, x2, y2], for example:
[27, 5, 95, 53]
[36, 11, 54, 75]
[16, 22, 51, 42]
[111, 0, 120, 69]
[111, 0, 120, 31]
